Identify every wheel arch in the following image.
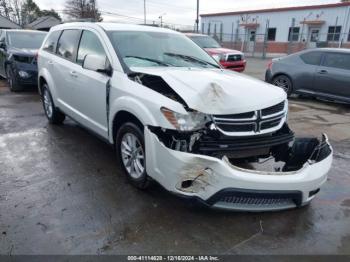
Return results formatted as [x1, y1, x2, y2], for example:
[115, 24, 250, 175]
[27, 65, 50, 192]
[112, 110, 144, 145]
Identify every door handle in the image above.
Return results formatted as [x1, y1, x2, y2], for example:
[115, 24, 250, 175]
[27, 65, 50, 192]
[318, 69, 328, 74]
[70, 71, 78, 78]
[48, 60, 54, 65]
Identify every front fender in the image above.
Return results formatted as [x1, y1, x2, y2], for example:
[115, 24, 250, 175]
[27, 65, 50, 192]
[108, 96, 174, 143]
[38, 68, 57, 102]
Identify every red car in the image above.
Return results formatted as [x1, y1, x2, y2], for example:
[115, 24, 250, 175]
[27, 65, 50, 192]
[186, 33, 246, 72]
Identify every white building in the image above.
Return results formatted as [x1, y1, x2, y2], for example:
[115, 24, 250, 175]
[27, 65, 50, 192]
[200, 2, 350, 54]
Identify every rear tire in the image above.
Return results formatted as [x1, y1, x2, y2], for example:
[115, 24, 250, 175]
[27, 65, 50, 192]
[272, 75, 293, 97]
[116, 122, 150, 189]
[41, 84, 65, 125]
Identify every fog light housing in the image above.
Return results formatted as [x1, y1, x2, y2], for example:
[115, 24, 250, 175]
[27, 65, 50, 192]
[18, 71, 30, 78]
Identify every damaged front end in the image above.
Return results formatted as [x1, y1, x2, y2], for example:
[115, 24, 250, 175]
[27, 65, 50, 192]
[145, 123, 332, 211]
[127, 69, 332, 211]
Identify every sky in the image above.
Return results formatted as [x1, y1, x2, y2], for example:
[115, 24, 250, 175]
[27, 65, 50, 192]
[36, 0, 341, 29]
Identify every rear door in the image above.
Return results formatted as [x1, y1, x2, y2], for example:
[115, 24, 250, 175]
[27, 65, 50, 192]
[314, 52, 350, 100]
[71, 29, 110, 138]
[297, 51, 323, 91]
[54, 29, 82, 115]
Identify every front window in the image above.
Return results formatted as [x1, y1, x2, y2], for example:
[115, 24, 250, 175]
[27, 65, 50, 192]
[189, 35, 221, 48]
[108, 31, 220, 69]
[7, 31, 47, 49]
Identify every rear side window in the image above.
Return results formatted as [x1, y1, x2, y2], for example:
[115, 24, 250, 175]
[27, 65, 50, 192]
[57, 30, 81, 61]
[323, 53, 350, 70]
[300, 51, 322, 66]
[77, 30, 106, 65]
[43, 30, 61, 53]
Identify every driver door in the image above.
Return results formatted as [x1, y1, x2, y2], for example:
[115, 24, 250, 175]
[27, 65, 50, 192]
[72, 30, 111, 139]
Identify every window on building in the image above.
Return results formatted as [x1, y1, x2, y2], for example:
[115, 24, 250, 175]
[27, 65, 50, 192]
[288, 27, 300, 41]
[300, 51, 323, 66]
[327, 26, 342, 41]
[323, 52, 350, 70]
[267, 28, 276, 41]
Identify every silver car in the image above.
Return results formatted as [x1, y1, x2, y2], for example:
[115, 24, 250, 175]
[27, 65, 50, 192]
[266, 48, 350, 103]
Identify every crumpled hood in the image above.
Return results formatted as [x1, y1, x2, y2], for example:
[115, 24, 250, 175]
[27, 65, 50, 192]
[9, 47, 38, 57]
[131, 67, 286, 115]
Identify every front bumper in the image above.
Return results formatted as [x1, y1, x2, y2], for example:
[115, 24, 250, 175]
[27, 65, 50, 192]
[145, 127, 333, 211]
[265, 69, 273, 83]
[221, 60, 246, 72]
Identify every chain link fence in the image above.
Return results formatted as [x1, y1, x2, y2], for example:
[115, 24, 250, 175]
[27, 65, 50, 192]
[206, 31, 350, 58]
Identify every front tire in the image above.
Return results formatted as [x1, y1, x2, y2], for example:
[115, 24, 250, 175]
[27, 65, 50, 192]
[272, 75, 293, 97]
[41, 84, 65, 124]
[116, 122, 150, 189]
[6, 66, 22, 92]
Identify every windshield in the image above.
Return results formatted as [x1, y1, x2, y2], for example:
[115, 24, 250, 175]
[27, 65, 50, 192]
[7, 32, 47, 49]
[108, 31, 220, 69]
[189, 35, 221, 48]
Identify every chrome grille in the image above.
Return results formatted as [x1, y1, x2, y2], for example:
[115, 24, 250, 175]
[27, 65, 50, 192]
[262, 101, 285, 116]
[213, 101, 286, 135]
[227, 54, 242, 62]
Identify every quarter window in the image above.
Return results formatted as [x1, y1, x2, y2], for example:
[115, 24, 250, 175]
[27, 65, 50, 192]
[267, 28, 276, 41]
[300, 51, 323, 66]
[43, 30, 61, 53]
[57, 30, 81, 61]
[323, 53, 350, 70]
[348, 29, 350, 42]
[77, 30, 106, 65]
[288, 27, 300, 41]
[327, 26, 342, 41]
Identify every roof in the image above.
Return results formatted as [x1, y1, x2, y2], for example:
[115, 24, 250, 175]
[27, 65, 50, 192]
[0, 15, 21, 29]
[201, 2, 350, 17]
[3, 29, 47, 34]
[52, 22, 180, 34]
[25, 16, 61, 30]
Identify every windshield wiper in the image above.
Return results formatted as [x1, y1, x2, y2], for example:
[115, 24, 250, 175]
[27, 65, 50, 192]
[164, 52, 220, 68]
[125, 56, 173, 67]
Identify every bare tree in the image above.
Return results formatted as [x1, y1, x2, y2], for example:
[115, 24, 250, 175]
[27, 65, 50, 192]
[64, 0, 102, 21]
[0, 0, 23, 24]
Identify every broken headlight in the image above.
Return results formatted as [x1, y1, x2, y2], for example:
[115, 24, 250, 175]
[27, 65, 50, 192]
[161, 107, 210, 131]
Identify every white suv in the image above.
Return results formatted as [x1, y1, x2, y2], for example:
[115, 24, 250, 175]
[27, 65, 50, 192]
[38, 22, 332, 211]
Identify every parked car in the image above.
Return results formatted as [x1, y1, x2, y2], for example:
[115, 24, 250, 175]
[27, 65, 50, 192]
[38, 23, 332, 211]
[0, 29, 47, 91]
[186, 33, 246, 72]
[266, 48, 350, 103]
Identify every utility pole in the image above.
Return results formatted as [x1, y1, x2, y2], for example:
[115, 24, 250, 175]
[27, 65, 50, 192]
[144, 0, 146, 24]
[196, 0, 199, 33]
[159, 15, 164, 27]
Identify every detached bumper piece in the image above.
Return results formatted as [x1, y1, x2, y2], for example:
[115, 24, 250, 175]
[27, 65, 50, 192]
[207, 189, 302, 211]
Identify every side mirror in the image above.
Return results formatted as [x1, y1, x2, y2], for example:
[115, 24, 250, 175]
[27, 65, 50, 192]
[0, 42, 6, 50]
[82, 54, 112, 76]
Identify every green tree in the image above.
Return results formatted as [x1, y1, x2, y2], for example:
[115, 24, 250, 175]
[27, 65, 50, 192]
[39, 9, 61, 21]
[21, 0, 40, 24]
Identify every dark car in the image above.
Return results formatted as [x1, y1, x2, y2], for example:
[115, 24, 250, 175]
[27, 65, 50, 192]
[266, 48, 350, 103]
[0, 29, 47, 91]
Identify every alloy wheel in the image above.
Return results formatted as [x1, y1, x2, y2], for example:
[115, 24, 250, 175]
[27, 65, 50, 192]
[121, 132, 145, 179]
[273, 76, 291, 93]
[43, 89, 53, 118]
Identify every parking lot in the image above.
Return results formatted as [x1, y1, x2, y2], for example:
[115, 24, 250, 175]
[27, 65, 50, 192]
[1, 59, 350, 255]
